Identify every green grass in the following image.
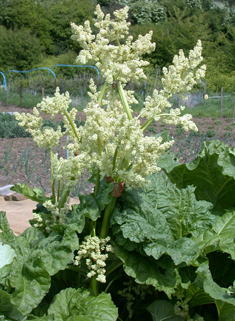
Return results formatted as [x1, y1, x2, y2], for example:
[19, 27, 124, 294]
[0, 89, 43, 109]
[182, 94, 235, 118]
[0, 87, 89, 111]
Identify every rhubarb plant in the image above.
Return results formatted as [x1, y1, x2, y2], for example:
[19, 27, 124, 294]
[1, 5, 235, 321]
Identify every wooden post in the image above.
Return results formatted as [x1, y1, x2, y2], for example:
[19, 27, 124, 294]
[42, 88, 44, 100]
[80, 87, 83, 109]
[6, 86, 8, 107]
[203, 81, 207, 96]
[233, 99, 235, 120]
[20, 80, 22, 108]
[220, 87, 223, 118]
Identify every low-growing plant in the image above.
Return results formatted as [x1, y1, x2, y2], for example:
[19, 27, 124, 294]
[206, 129, 215, 137]
[224, 132, 232, 138]
[225, 125, 232, 130]
[3, 5, 235, 321]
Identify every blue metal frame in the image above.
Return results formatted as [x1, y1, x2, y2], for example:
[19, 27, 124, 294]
[6, 67, 56, 79]
[0, 71, 7, 90]
[50, 64, 100, 78]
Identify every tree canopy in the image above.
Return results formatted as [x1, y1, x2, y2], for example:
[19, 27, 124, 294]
[1, 0, 235, 90]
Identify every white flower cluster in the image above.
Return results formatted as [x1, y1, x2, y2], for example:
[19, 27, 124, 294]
[32, 200, 70, 233]
[51, 152, 88, 188]
[14, 5, 206, 192]
[14, 88, 81, 149]
[162, 40, 206, 98]
[37, 87, 72, 117]
[32, 213, 43, 228]
[74, 236, 113, 283]
[71, 5, 155, 84]
[139, 40, 206, 130]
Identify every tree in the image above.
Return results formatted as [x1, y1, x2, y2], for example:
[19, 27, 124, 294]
[0, 26, 44, 72]
[0, 0, 53, 53]
[44, 0, 96, 55]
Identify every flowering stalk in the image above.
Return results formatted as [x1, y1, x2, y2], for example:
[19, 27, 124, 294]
[90, 275, 99, 296]
[117, 81, 133, 120]
[100, 197, 117, 239]
[50, 149, 56, 203]
[140, 117, 154, 132]
[98, 81, 108, 104]
[64, 110, 79, 140]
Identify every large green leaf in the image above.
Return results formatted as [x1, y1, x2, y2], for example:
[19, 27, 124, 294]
[158, 140, 235, 212]
[0, 290, 26, 321]
[216, 301, 235, 321]
[0, 243, 16, 269]
[186, 285, 214, 308]
[113, 173, 214, 266]
[147, 300, 185, 321]
[10, 183, 49, 203]
[15, 226, 78, 276]
[47, 288, 118, 321]
[10, 249, 51, 315]
[65, 205, 86, 233]
[0, 220, 78, 316]
[0, 212, 16, 247]
[74, 194, 100, 221]
[114, 244, 180, 298]
[194, 211, 235, 259]
[196, 263, 235, 307]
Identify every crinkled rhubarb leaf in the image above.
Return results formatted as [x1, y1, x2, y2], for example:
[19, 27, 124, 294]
[74, 194, 100, 221]
[47, 288, 118, 321]
[158, 140, 235, 213]
[113, 173, 214, 266]
[0, 214, 79, 316]
[194, 211, 235, 259]
[0, 289, 26, 321]
[0, 212, 16, 246]
[0, 243, 16, 269]
[147, 300, 185, 321]
[114, 244, 180, 298]
[10, 183, 49, 203]
[196, 263, 235, 306]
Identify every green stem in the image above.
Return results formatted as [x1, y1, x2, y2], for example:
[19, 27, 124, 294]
[116, 38, 122, 50]
[64, 110, 79, 140]
[58, 187, 70, 209]
[90, 275, 99, 296]
[100, 197, 117, 239]
[57, 180, 61, 202]
[117, 81, 132, 120]
[140, 117, 154, 132]
[94, 169, 100, 198]
[98, 82, 108, 104]
[112, 147, 118, 170]
[50, 149, 56, 203]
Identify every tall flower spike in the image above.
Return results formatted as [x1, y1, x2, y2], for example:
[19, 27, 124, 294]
[71, 5, 155, 85]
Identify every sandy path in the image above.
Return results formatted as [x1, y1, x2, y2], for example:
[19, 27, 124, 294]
[0, 196, 79, 235]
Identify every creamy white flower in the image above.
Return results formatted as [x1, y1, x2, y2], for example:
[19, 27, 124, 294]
[71, 5, 155, 84]
[74, 236, 112, 283]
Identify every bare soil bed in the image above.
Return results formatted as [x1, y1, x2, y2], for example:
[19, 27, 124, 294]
[1, 103, 235, 195]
